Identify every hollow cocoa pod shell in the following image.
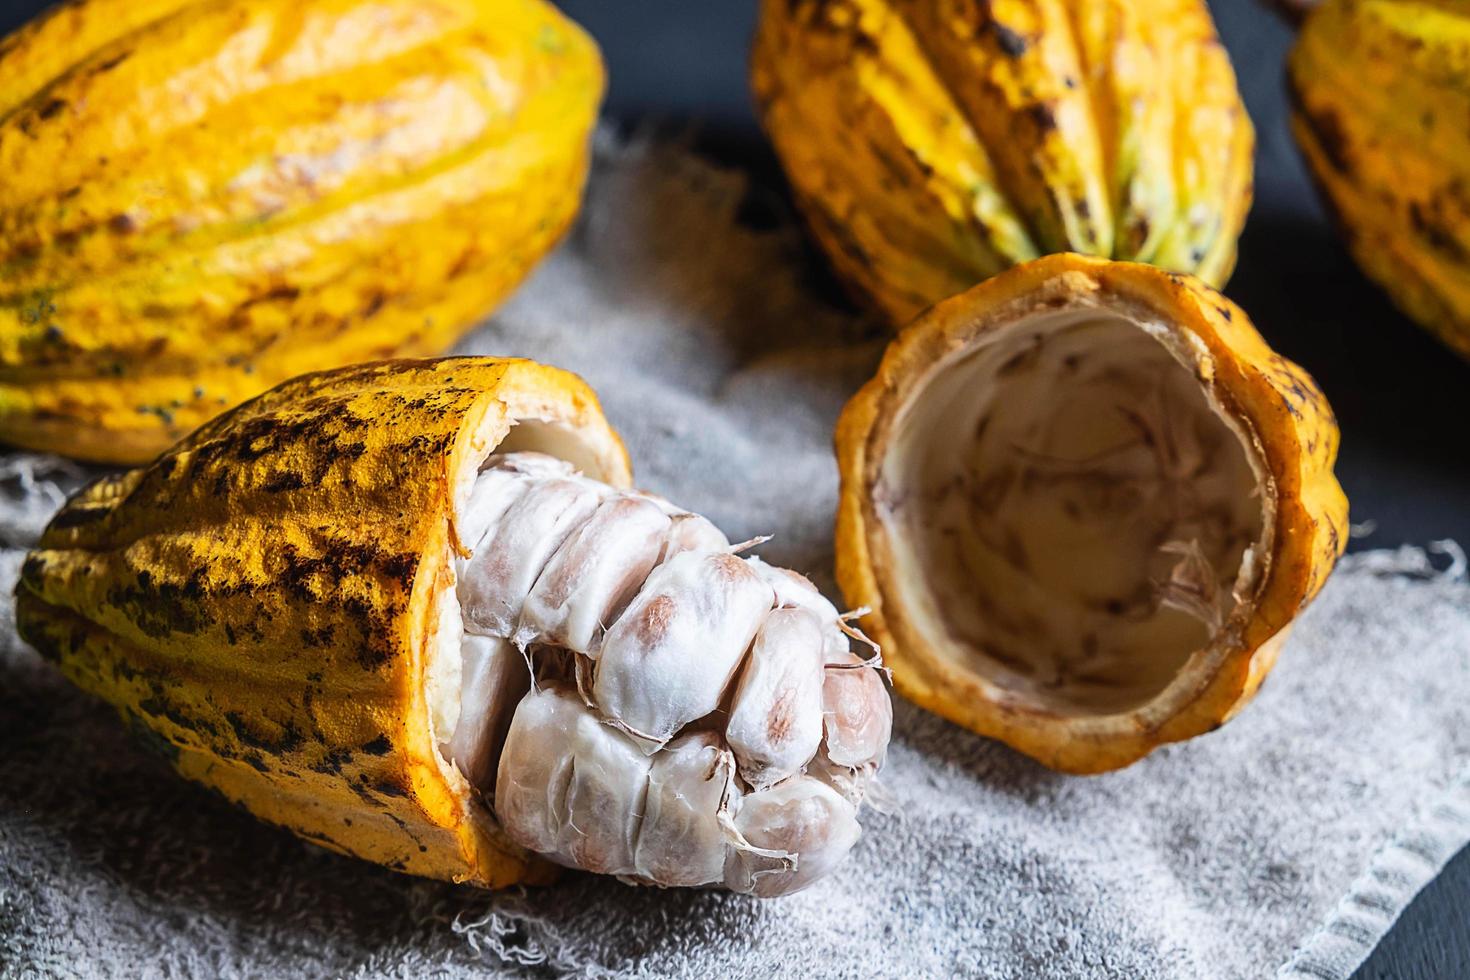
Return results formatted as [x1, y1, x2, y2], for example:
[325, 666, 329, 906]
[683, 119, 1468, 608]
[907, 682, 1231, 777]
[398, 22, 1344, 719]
[835, 254, 1348, 773]
[0, 0, 604, 464]
[16, 357, 631, 886]
[1288, 0, 1470, 360]
[750, 0, 1254, 326]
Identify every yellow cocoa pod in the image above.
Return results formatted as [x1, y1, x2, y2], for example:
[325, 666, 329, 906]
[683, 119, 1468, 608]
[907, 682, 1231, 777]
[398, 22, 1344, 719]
[0, 0, 603, 464]
[16, 357, 631, 886]
[835, 254, 1347, 773]
[1289, 0, 1470, 360]
[750, 0, 1254, 325]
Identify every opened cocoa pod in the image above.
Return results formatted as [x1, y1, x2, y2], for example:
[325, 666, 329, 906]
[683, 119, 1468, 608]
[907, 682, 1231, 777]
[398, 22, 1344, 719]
[18, 357, 891, 894]
[836, 254, 1347, 773]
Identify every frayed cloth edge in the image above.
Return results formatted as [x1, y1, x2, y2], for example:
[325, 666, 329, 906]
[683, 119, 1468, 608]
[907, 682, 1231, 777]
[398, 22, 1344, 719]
[1276, 767, 1470, 979]
[1276, 539, 1469, 978]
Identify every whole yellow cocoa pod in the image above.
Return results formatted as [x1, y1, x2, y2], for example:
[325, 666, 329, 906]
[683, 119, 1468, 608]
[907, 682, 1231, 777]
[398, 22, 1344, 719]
[0, 0, 603, 463]
[1288, 0, 1470, 360]
[750, 0, 1254, 325]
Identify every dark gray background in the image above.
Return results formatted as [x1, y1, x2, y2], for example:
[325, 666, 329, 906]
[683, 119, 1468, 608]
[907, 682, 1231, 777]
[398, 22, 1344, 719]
[1, 0, 1466, 975]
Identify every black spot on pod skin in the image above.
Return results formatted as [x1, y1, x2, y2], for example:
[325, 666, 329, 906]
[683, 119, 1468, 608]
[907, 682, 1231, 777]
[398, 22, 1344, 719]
[849, 29, 879, 57]
[361, 735, 393, 756]
[992, 23, 1028, 57]
[311, 747, 354, 775]
[262, 469, 307, 493]
[226, 711, 274, 749]
[1027, 103, 1057, 132]
[19, 554, 46, 589]
[94, 50, 131, 73]
[135, 696, 198, 733]
[1127, 216, 1151, 251]
[356, 771, 410, 799]
[1279, 393, 1305, 420]
[1409, 201, 1468, 262]
[105, 572, 207, 640]
[1298, 102, 1353, 177]
[291, 825, 346, 852]
[300, 625, 334, 648]
[278, 723, 305, 752]
[378, 551, 420, 590]
[47, 502, 111, 530]
[351, 632, 393, 671]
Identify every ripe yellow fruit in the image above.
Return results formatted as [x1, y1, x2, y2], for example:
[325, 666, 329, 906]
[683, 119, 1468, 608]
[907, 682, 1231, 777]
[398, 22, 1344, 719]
[0, 0, 603, 464]
[835, 254, 1348, 773]
[1288, 0, 1470, 359]
[750, 0, 1254, 325]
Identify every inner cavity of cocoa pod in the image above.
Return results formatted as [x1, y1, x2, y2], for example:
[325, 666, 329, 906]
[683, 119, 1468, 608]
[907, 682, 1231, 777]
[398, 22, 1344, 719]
[877, 305, 1272, 715]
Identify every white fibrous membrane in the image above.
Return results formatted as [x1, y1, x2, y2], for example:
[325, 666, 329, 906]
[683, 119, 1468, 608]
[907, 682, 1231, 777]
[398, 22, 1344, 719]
[634, 731, 736, 887]
[442, 453, 890, 897]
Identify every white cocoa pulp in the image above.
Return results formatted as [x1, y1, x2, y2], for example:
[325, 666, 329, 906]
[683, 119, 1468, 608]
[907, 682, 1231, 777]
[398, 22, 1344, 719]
[433, 453, 889, 897]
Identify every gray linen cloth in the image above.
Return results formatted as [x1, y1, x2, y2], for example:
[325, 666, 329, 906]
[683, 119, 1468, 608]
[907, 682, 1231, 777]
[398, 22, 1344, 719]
[2, 136, 1468, 980]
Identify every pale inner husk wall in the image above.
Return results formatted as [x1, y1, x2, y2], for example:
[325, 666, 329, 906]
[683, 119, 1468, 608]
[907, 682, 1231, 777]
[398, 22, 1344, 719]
[878, 309, 1268, 715]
